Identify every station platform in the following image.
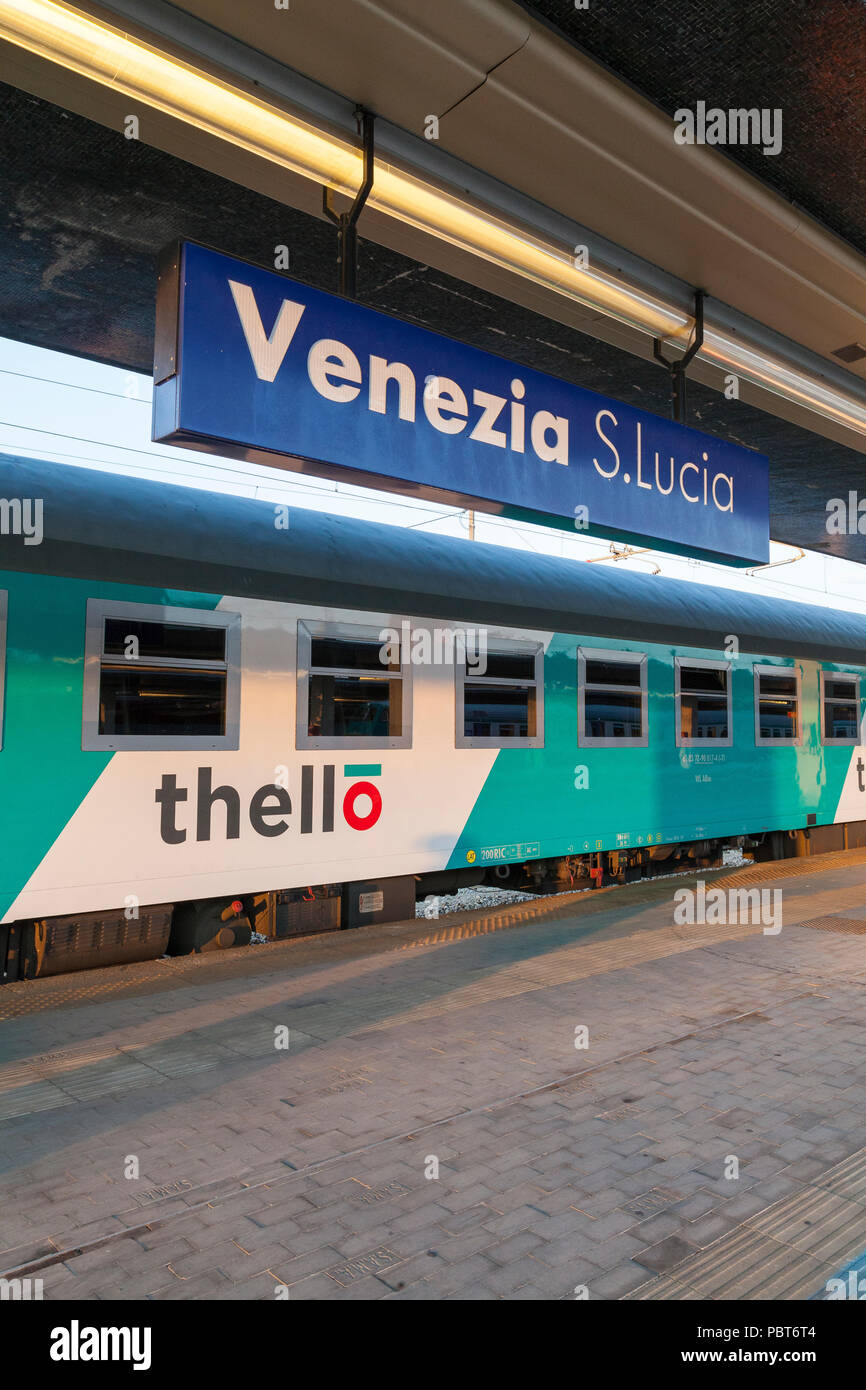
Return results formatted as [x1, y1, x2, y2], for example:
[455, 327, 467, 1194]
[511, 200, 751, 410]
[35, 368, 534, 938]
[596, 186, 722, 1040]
[2, 850, 866, 1301]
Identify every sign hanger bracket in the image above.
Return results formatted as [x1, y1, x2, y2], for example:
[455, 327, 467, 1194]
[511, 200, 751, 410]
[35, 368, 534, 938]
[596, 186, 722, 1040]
[322, 106, 375, 299]
[653, 289, 705, 424]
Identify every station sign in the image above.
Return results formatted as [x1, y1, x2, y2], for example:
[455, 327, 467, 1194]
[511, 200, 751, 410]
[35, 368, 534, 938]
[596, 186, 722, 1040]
[153, 241, 770, 565]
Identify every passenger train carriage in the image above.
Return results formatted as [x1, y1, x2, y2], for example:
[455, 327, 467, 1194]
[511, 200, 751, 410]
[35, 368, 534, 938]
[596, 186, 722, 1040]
[1, 455, 866, 980]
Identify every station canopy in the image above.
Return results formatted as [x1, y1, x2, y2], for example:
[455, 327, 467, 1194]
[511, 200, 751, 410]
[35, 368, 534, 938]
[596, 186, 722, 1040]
[1, 0, 866, 560]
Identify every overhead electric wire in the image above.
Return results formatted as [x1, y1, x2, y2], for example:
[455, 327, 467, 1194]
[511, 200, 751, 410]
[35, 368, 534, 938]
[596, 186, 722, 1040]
[0, 383, 847, 599]
[0, 424, 565, 554]
[0, 366, 151, 402]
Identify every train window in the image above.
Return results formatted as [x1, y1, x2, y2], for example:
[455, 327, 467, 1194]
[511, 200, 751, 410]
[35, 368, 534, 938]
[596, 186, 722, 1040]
[297, 620, 411, 749]
[753, 665, 802, 745]
[675, 659, 732, 747]
[820, 670, 861, 745]
[456, 640, 543, 747]
[578, 647, 648, 748]
[82, 599, 241, 751]
[0, 589, 6, 751]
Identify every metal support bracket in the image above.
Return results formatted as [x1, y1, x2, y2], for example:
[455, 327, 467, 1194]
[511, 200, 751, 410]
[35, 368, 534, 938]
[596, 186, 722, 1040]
[653, 289, 705, 424]
[323, 106, 375, 299]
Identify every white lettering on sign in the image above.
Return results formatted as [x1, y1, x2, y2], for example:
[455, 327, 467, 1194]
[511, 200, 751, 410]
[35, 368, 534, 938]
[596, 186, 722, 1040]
[228, 280, 305, 382]
[228, 280, 570, 468]
[368, 356, 416, 420]
[592, 408, 733, 515]
[423, 376, 468, 434]
[307, 338, 362, 402]
[226, 277, 742, 522]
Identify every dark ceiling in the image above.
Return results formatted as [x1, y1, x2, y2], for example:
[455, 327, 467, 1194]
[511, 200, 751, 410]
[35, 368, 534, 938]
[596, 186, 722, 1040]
[0, 81, 863, 561]
[523, 0, 866, 259]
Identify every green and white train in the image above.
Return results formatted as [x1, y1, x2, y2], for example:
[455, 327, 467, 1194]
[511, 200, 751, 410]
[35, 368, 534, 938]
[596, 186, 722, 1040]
[1, 455, 865, 980]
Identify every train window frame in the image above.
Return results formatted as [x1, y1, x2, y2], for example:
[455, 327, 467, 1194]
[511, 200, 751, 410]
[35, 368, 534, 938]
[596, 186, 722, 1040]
[819, 669, 862, 747]
[296, 618, 412, 750]
[674, 657, 733, 749]
[0, 589, 7, 751]
[578, 647, 648, 749]
[82, 599, 241, 752]
[753, 663, 802, 747]
[455, 637, 544, 749]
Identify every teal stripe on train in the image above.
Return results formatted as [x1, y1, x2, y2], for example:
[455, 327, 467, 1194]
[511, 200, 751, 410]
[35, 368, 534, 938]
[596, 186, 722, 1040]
[0, 572, 220, 921]
[447, 635, 857, 870]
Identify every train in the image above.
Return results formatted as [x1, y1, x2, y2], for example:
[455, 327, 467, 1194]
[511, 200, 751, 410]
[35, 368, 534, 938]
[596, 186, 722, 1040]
[2, 453, 866, 981]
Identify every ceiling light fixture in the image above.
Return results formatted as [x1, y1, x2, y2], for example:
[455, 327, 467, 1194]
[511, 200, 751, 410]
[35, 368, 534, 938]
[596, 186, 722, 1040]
[3, 0, 866, 442]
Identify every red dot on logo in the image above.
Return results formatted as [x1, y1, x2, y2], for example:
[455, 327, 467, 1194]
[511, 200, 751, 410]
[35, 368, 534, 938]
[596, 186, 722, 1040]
[343, 781, 382, 831]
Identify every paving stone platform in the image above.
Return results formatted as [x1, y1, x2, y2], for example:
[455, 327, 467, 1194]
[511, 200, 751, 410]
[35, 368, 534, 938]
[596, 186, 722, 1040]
[2, 855, 866, 1301]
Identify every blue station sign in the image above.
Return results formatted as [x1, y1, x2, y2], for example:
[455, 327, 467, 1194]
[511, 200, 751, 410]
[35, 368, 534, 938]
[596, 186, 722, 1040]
[153, 241, 770, 565]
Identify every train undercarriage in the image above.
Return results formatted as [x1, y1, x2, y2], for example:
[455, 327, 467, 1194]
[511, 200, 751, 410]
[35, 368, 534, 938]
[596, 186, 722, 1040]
[4, 818, 866, 984]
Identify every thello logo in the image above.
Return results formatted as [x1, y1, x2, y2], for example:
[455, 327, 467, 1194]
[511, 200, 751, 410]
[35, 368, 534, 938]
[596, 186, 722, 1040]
[156, 765, 383, 843]
[341, 767, 382, 831]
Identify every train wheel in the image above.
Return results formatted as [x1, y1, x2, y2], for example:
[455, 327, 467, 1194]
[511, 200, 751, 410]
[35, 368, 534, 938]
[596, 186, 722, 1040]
[168, 900, 250, 955]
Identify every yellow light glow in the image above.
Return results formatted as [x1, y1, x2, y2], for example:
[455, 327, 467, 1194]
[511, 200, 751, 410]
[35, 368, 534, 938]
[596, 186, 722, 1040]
[0, 0, 364, 192]
[0, 0, 687, 340]
[703, 330, 866, 435]
[2, 0, 866, 439]
[372, 161, 687, 339]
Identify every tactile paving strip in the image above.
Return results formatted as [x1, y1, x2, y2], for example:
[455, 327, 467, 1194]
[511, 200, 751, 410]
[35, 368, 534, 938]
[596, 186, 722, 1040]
[713, 846, 866, 890]
[801, 916, 866, 934]
[627, 1145, 866, 1301]
[3, 847, 865, 1023]
[0, 876, 697, 1019]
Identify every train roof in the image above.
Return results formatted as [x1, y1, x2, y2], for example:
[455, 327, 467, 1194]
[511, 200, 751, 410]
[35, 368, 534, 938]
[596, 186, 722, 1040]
[0, 454, 863, 663]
